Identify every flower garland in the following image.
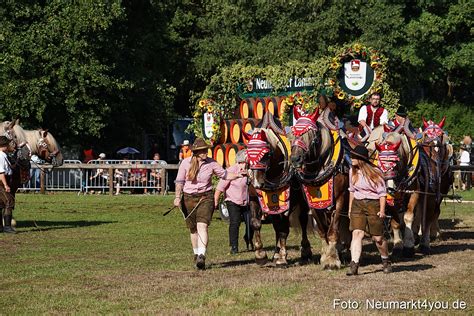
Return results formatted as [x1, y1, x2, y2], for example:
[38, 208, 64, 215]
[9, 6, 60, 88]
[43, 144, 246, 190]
[280, 91, 319, 126]
[324, 43, 389, 110]
[190, 98, 222, 144]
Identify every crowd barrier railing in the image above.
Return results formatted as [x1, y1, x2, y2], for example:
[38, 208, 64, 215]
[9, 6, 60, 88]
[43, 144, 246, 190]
[20, 160, 179, 195]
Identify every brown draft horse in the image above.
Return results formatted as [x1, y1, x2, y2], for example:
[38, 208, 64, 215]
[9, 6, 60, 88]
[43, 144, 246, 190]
[289, 107, 350, 269]
[244, 113, 312, 267]
[411, 117, 452, 254]
[375, 132, 419, 257]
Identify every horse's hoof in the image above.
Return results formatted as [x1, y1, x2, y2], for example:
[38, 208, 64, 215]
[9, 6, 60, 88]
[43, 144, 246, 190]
[391, 247, 403, 259]
[322, 261, 341, 271]
[403, 247, 415, 258]
[414, 236, 420, 246]
[275, 259, 288, 268]
[419, 245, 431, 255]
[255, 256, 268, 266]
[300, 249, 313, 263]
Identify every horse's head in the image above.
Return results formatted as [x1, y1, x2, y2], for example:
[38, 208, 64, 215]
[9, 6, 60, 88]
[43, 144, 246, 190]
[422, 116, 446, 147]
[0, 119, 23, 149]
[421, 116, 450, 167]
[35, 129, 64, 166]
[244, 129, 271, 189]
[290, 107, 320, 170]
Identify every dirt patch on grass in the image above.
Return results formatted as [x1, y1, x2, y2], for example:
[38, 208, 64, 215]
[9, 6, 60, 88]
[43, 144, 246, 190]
[91, 223, 473, 314]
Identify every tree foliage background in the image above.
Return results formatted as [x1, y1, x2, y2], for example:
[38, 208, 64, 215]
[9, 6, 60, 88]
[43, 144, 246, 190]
[1, 0, 472, 158]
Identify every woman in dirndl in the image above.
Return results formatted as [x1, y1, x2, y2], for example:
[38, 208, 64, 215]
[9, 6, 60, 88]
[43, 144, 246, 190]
[174, 138, 242, 270]
[346, 145, 392, 276]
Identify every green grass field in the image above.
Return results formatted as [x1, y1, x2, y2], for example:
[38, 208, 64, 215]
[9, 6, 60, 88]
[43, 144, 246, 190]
[0, 193, 472, 314]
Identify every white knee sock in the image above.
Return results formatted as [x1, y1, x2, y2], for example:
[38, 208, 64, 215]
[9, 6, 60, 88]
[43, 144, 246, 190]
[193, 248, 198, 255]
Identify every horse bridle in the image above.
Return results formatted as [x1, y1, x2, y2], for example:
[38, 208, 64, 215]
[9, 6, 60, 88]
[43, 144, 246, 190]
[37, 135, 60, 164]
[248, 139, 292, 191]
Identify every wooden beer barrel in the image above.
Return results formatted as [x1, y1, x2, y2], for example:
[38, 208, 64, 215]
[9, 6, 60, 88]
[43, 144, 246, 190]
[239, 98, 254, 119]
[225, 143, 245, 166]
[278, 97, 288, 118]
[253, 98, 265, 119]
[265, 97, 279, 117]
[229, 119, 242, 144]
[213, 144, 225, 166]
[217, 120, 231, 144]
[242, 118, 259, 144]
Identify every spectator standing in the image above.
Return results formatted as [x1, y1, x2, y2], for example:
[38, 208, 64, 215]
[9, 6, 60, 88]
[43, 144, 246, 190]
[30, 154, 43, 189]
[459, 136, 472, 190]
[150, 153, 163, 194]
[179, 140, 192, 162]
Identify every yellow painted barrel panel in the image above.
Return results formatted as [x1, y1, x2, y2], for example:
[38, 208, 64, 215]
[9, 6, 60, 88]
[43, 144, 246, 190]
[213, 145, 225, 166]
[254, 98, 265, 119]
[230, 120, 242, 143]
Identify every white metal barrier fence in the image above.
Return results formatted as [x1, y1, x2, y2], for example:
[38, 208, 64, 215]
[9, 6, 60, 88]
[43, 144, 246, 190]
[20, 160, 179, 195]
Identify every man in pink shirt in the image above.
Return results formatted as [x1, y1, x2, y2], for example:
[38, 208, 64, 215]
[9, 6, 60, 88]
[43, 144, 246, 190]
[174, 138, 241, 270]
[215, 150, 253, 254]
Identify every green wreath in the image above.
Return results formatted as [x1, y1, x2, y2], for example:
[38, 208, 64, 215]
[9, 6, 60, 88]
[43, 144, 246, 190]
[324, 43, 392, 110]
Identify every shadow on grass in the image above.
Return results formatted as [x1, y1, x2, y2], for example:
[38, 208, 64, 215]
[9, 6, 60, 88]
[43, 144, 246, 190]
[16, 220, 117, 232]
[212, 252, 323, 270]
[439, 218, 464, 230]
[361, 264, 434, 275]
[440, 230, 474, 240]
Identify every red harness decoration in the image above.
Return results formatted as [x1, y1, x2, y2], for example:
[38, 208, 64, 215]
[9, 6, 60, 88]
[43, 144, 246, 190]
[302, 177, 334, 210]
[291, 117, 317, 137]
[246, 132, 270, 169]
[256, 186, 290, 215]
[376, 142, 401, 178]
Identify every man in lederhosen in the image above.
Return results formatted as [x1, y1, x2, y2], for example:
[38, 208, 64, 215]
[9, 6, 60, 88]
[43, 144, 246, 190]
[0, 136, 16, 233]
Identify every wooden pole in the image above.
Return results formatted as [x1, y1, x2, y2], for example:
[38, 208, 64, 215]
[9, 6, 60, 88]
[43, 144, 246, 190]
[40, 169, 45, 194]
[108, 167, 114, 196]
[160, 168, 166, 195]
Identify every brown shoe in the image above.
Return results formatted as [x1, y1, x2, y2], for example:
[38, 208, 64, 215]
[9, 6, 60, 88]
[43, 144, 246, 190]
[196, 254, 206, 270]
[382, 258, 392, 273]
[346, 261, 359, 276]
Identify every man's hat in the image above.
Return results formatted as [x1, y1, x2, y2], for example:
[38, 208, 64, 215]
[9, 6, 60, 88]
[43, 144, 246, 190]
[99, 153, 106, 158]
[182, 140, 190, 146]
[350, 145, 371, 163]
[0, 136, 10, 147]
[191, 138, 211, 151]
[395, 106, 408, 117]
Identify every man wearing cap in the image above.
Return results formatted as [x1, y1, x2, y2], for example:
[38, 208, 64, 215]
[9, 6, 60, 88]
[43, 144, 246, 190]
[214, 150, 253, 254]
[0, 135, 16, 233]
[179, 140, 192, 162]
[174, 138, 243, 270]
[358, 93, 388, 134]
